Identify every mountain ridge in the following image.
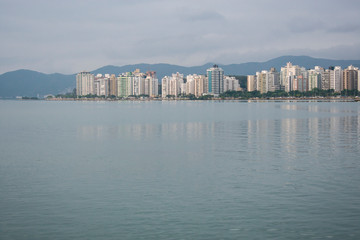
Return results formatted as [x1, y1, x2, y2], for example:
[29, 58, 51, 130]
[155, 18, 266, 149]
[1, 56, 360, 98]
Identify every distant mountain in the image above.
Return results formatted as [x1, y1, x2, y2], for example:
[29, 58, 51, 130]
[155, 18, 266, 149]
[0, 70, 75, 98]
[221, 55, 360, 75]
[1, 56, 360, 98]
[92, 56, 360, 79]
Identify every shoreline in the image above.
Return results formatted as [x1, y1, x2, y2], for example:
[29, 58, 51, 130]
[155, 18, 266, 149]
[38, 96, 360, 102]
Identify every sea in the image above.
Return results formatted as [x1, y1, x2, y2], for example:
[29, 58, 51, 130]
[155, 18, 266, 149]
[0, 100, 359, 240]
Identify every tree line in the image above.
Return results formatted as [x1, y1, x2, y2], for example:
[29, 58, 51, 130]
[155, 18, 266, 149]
[219, 89, 359, 99]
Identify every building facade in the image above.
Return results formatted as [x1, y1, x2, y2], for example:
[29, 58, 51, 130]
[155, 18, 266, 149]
[161, 73, 184, 98]
[76, 71, 95, 96]
[207, 65, 224, 95]
[94, 75, 109, 96]
[223, 76, 240, 92]
[343, 65, 359, 90]
[247, 75, 257, 92]
[330, 66, 342, 93]
[280, 62, 304, 92]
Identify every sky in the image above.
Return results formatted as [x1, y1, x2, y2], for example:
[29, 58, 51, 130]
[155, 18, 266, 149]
[1, 0, 360, 74]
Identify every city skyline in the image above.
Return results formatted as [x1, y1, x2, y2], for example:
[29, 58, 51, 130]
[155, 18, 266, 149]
[75, 62, 359, 99]
[76, 65, 240, 98]
[247, 64, 359, 94]
[1, 0, 360, 74]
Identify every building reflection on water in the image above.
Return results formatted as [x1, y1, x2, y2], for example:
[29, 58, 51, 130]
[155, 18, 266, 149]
[77, 121, 217, 142]
[244, 106, 359, 169]
[76, 103, 359, 168]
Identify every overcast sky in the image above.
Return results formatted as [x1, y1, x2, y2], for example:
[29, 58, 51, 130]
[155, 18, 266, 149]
[1, 0, 360, 74]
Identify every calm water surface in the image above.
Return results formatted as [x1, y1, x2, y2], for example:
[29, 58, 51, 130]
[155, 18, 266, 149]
[0, 100, 359, 239]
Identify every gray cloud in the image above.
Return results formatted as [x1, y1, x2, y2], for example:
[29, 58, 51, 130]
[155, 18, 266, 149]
[0, 0, 359, 74]
[287, 18, 325, 33]
[181, 10, 226, 22]
[327, 24, 360, 33]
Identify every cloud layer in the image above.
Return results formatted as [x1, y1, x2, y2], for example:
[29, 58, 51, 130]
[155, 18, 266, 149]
[1, 0, 360, 74]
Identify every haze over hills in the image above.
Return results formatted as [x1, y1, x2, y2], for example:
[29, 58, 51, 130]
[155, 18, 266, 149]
[91, 56, 360, 78]
[1, 56, 360, 98]
[0, 70, 75, 98]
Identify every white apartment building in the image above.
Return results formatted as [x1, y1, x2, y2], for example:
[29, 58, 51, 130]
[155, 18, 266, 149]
[116, 70, 158, 98]
[133, 73, 146, 96]
[223, 76, 240, 92]
[76, 71, 95, 96]
[194, 75, 207, 97]
[161, 76, 170, 98]
[280, 62, 304, 92]
[330, 66, 342, 93]
[268, 68, 281, 92]
[308, 69, 321, 91]
[161, 73, 184, 98]
[145, 75, 158, 97]
[94, 76, 109, 96]
[117, 73, 134, 97]
[248, 68, 280, 93]
[186, 75, 196, 95]
[256, 71, 269, 94]
[247, 75, 257, 92]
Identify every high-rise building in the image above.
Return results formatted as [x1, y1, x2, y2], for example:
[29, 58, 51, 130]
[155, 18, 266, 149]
[116, 70, 158, 98]
[268, 68, 281, 92]
[76, 71, 95, 96]
[207, 65, 224, 95]
[321, 69, 330, 90]
[358, 69, 360, 91]
[330, 66, 342, 92]
[247, 75, 257, 92]
[94, 76, 109, 96]
[250, 68, 280, 93]
[280, 62, 304, 92]
[256, 71, 269, 94]
[109, 74, 117, 96]
[145, 71, 158, 97]
[194, 75, 207, 97]
[180, 82, 187, 95]
[133, 71, 146, 96]
[161, 76, 170, 98]
[295, 75, 307, 92]
[186, 75, 196, 95]
[223, 76, 240, 92]
[117, 73, 133, 97]
[311, 66, 326, 90]
[308, 69, 321, 91]
[343, 65, 359, 90]
[161, 73, 184, 98]
[172, 73, 184, 96]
